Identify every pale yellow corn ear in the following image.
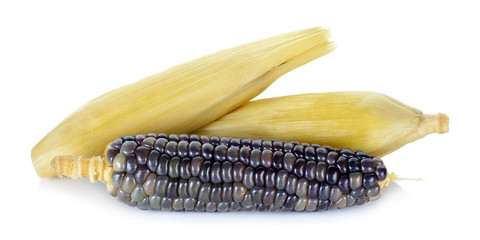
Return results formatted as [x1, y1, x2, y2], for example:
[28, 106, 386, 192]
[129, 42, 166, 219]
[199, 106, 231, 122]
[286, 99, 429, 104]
[192, 92, 449, 157]
[32, 27, 336, 178]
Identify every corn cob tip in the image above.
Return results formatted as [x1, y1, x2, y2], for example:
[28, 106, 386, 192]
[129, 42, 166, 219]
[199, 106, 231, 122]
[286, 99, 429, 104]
[421, 113, 449, 134]
[51, 155, 110, 183]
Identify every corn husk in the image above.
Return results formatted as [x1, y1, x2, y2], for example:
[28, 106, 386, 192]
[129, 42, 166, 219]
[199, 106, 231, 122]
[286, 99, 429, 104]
[192, 92, 449, 157]
[32, 27, 336, 177]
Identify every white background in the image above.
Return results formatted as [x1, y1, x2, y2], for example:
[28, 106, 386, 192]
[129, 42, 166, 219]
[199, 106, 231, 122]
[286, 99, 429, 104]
[1, 0, 479, 239]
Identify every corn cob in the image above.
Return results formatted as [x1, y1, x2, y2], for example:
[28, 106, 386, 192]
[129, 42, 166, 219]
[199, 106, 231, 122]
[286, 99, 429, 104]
[52, 133, 393, 212]
[193, 92, 449, 157]
[32, 27, 336, 178]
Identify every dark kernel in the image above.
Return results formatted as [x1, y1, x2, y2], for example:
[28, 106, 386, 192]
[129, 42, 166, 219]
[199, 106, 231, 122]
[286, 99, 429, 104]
[227, 146, 240, 162]
[147, 150, 160, 172]
[177, 140, 189, 158]
[307, 180, 320, 199]
[239, 147, 251, 165]
[157, 133, 168, 139]
[241, 192, 253, 207]
[117, 189, 131, 203]
[284, 195, 298, 209]
[272, 151, 284, 169]
[120, 140, 137, 156]
[168, 157, 181, 178]
[336, 156, 348, 174]
[134, 165, 150, 184]
[274, 190, 287, 207]
[229, 138, 240, 147]
[355, 197, 368, 205]
[265, 168, 276, 188]
[211, 184, 223, 203]
[348, 157, 361, 172]
[283, 143, 294, 152]
[361, 158, 375, 173]
[188, 177, 202, 198]
[338, 175, 351, 194]
[251, 186, 265, 204]
[106, 148, 119, 165]
[222, 183, 233, 203]
[111, 138, 123, 149]
[243, 167, 255, 189]
[233, 183, 247, 202]
[232, 162, 246, 182]
[165, 141, 178, 157]
[351, 187, 366, 199]
[316, 147, 328, 162]
[304, 147, 316, 161]
[189, 135, 200, 142]
[254, 167, 266, 187]
[201, 143, 214, 160]
[221, 161, 233, 183]
[349, 172, 363, 190]
[194, 202, 205, 212]
[305, 161, 316, 181]
[326, 165, 340, 185]
[142, 137, 156, 149]
[166, 179, 179, 198]
[251, 140, 262, 149]
[261, 150, 273, 168]
[318, 183, 330, 200]
[184, 197, 196, 211]
[283, 152, 296, 172]
[198, 183, 212, 203]
[240, 139, 251, 147]
[249, 149, 261, 167]
[324, 146, 336, 152]
[155, 176, 169, 196]
[317, 200, 329, 210]
[257, 204, 268, 212]
[285, 174, 298, 194]
[263, 188, 276, 206]
[293, 145, 304, 158]
[125, 154, 138, 174]
[296, 178, 308, 198]
[355, 151, 370, 159]
[135, 135, 145, 145]
[293, 158, 306, 178]
[220, 136, 230, 146]
[367, 184, 381, 198]
[262, 141, 273, 150]
[275, 170, 288, 190]
[200, 136, 210, 144]
[178, 179, 189, 198]
[135, 146, 150, 165]
[190, 156, 204, 177]
[156, 154, 170, 176]
[168, 134, 179, 142]
[123, 135, 134, 141]
[375, 164, 387, 181]
[199, 161, 212, 182]
[340, 148, 354, 158]
[179, 134, 189, 141]
[363, 173, 377, 189]
[154, 138, 168, 154]
[214, 145, 228, 162]
[111, 172, 125, 188]
[273, 141, 283, 151]
[329, 186, 342, 202]
[179, 158, 191, 179]
[211, 162, 222, 184]
[315, 162, 327, 182]
[326, 151, 339, 165]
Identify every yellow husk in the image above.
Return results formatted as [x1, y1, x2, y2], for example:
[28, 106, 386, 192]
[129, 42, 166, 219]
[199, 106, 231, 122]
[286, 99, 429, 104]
[192, 92, 449, 157]
[32, 27, 336, 178]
